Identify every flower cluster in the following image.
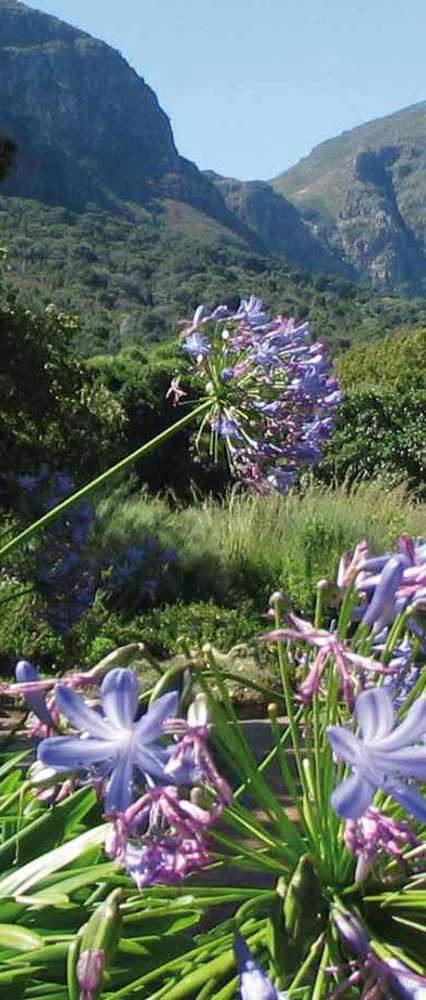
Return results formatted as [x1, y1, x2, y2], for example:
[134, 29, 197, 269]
[12, 469, 96, 633]
[171, 296, 340, 492]
[344, 806, 418, 882]
[261, 611, 391, 707]
[9, 662, 230, 887]
[7, 469, 177, 633]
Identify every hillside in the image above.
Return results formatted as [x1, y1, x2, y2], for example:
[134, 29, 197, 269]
[273, 102, 426, 293]
[2, 1, 426, 351]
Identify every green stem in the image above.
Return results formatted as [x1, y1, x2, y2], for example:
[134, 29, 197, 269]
[0, 401, 210, 561]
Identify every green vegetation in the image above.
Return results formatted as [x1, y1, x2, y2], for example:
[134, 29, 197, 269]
[3, 195, 426, 357]
[1, 479, 424, 672]
[321, 327, 426, 490]
[0, 292, 125, 488]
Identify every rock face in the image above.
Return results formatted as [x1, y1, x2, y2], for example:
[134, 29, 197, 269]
[4, 0, 426, 292]
[273, 102, 426, 293]
[205, 172, 354, 278]
[0, 0, 252, 236]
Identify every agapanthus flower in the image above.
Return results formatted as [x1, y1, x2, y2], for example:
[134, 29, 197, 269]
[234, 934, 287, 999]
[106, 785, 214, 887]
[15, 659, 57, 733]
[182, 332, 211, 357]
[166, 377, 187, 404]
[328, 687, 426, 820]
[344, 807, 418, 882]
[331, 908, 426, 998]
[261, 614, 391, 706]
[173, 297, 340, 493]
[356, 536, 426, 629]
[163, 693, 232, 806]
[38, 669, 182, 813]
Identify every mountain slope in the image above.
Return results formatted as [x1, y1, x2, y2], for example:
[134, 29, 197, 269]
[204, 172, 354, 279]
[273, 102, 426, 292]
[2, 1, 426, 352]
[0, 0, 256, 239]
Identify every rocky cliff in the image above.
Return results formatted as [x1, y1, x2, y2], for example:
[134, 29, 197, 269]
[205, 172, 354, 278]
[273, 102, 426, 293]
[4, 0, 426, 297]
[0, 0, 252, 237]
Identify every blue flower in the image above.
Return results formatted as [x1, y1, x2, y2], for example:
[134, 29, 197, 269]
[361, 556, 409, 631]
[385, 958, 426, 998]
[234, 934, 287, 999]
[183, 332, 211, 357]
[15, 660, 55, 728]
[328, 688, 426, 820]
[38, 669, 180, 813]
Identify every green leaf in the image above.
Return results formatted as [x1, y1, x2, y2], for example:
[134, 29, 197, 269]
[0, 823, 110, 899]
[0, 924, 44, 952]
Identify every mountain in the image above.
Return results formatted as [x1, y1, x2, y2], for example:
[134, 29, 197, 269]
[273, 102, 426, 293]
[0, 0, 253, 235]
[2, 0, 426, 354]
[204, 172, 354, 279]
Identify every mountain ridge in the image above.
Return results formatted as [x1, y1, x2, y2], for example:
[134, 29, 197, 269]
[3, 0, 426, 352]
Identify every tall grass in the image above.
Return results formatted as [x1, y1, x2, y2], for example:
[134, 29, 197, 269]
[2, 478, 425, 669]
[96, 478, 426, 613]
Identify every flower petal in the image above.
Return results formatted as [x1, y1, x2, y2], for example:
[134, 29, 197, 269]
[55, 685, 112, 739]
[134, 691, 179, 743]
[135, 745, 174, 783]
[15, 660, 55, 727]
[327, 726, 361, 768]
[355, 688, 395, 741]
[386, 781, 426, 823]
[101, 668, 140, 730]
[15, 660, 38, 683]
[362, 556, 407, 629]
[38, 736, 118, 771]
[187, 693, 208, 728]
[234, 934, 281, 1000]
[331, 771, 376, 819]
[373, 746, 426, 781]
[378, 696, 426, 751]
[104, 752, 134, 814]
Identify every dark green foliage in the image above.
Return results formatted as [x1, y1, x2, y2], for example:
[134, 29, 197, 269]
[322, 326, 426, 490]
[3, 196, 426, 358]
[0, 293, 125, 493]
[322, 388, 426, 490]
[84, 599, 264, 662]
[89, 346, 229, 496]
[0, 136, 16, 181]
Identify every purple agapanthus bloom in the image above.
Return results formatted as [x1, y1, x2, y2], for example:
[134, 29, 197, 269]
[15, 660, 56, 729]
[234, 295, 269, 326]
[386, 959, 426, 998]
[38, 669, 181, 813]
[234, 934, 287, 999]
[182, 332, 211, 357]
[328, 687, 426, 820]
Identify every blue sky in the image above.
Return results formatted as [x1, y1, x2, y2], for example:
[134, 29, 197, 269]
[26, 0, 426, 180]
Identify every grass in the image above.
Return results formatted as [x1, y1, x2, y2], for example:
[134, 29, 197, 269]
[96, 477, 426, 613]
[2, 477, 425, 671]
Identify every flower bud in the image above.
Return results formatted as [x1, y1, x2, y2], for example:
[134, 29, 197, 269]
[71, 889, 123, 1000]
[269, 591, 291, 613]
[331, 905, 369, 959]
[77, 949, 105, 1000]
